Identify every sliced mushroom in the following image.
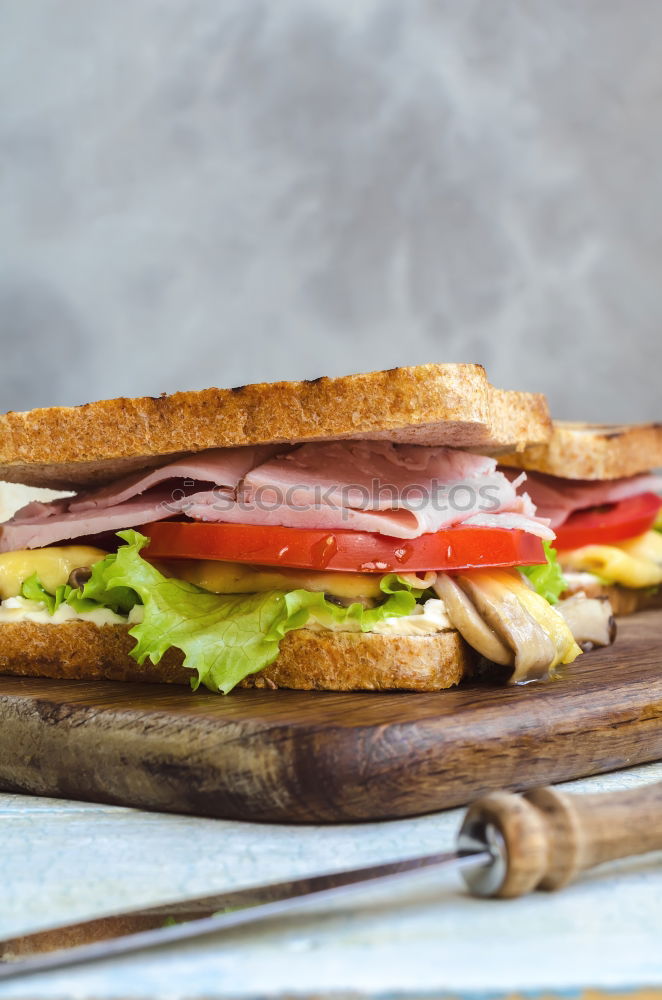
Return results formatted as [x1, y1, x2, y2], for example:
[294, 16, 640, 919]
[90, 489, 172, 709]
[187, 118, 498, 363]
[67, 567, 93, 589]
[457, 574, 557, 683]
[324, 593, 376, 609]
[398, 571, 438, 590]
[555, 595, 616, 650]
[433, 574, 513, 666]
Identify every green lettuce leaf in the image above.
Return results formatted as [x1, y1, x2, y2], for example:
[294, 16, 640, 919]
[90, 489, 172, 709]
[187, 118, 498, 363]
[519, 540, 567, 605]
[20, 574, 71, 615]
[39, 530, 418, 694]
[74, 554, 141, 614]
[21, 568, 136, 616]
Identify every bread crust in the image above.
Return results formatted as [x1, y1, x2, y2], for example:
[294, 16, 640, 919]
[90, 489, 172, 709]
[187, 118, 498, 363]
[0, 364, 551, 489]
[0, 622, 473, 691]
[500, 421, 662, 480]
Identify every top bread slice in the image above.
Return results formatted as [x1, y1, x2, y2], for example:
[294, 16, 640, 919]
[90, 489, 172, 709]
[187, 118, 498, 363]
[499, 421, 662, 480]
[0, 363, 551, 489]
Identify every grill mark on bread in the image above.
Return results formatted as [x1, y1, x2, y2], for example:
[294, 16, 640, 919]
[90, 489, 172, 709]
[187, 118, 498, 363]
[500, 421, 662, 480]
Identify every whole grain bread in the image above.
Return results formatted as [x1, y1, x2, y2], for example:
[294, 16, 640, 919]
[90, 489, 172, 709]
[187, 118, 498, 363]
[0, 622, 473, 691]
[500, 421, 662, 480]
[0, 364, 551, 489]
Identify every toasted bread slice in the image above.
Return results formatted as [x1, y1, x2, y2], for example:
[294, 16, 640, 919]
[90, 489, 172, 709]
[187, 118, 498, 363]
[0, 364, 550, 489]
[0, 622, 473, 691]
[500, 421, 662, 480]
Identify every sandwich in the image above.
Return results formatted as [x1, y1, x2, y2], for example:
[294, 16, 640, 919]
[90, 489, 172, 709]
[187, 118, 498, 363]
[0, 363, 615, 694]
[500, 422, 662, 615]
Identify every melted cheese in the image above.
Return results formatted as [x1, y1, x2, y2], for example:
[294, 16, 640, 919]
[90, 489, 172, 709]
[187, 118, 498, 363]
[514, 583, 582, 668]
[154, 559, 385, 599]
[463, 569, 581, 669]
[617, 529, 662, 564]
[559, 531, 662, 588]
[0, 547, 108, 600]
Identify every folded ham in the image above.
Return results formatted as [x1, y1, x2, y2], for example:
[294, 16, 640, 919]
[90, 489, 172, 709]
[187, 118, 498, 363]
[0, 445, 283, 551]
[504, 469, 662, 529]
[174, 442, 554, 539]
[1, 492, 176, 551]
[0, 442, 553, 552]
[69, 446, 282, 512]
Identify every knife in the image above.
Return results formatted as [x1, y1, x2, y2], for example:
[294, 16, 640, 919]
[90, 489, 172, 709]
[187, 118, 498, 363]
[2, 780, 661, 982]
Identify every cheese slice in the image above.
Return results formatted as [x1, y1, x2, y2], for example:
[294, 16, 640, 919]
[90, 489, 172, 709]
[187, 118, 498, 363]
[559, 531, 662, 589]
[513, 582, 582, 668]
[0, 546, 108, 600]
[617, 529, 662, 564]
[154, 559, 385, 599]
[0, 547, 386, 603]
[463, 568, 581, 669]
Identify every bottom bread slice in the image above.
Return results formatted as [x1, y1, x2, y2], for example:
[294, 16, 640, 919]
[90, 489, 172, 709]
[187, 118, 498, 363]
[601, 586, 662, 616]
[0, 622, 474, 691]
[562, 580, 662, 617]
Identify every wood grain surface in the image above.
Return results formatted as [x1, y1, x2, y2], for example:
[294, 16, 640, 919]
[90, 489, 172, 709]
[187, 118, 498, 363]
[1, 610, 661, 823]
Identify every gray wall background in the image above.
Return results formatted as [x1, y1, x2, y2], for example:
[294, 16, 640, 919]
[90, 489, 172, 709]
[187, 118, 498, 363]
[1, 1, 661, 422]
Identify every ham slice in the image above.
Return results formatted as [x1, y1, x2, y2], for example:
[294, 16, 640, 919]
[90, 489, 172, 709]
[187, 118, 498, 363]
[504, 469, 662, 528]
[0, 491, 175, 551]
[69, 445, 283, 512]
[243, 442, 498, 510]
[179, 494, 554, 539]
[0, 441, 552, 551]
[463, 512, 554, 538]
[172, 442, 553, 539]
[0, 445, 285, 553]
[8, 499, 71, 524]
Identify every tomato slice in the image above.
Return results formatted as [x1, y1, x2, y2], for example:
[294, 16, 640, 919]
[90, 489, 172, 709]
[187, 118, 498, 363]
[554, 492, 662, 551]
[142, 520, 546, 573]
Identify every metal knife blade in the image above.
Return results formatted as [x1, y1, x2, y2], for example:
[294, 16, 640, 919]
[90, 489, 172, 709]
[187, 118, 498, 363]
[5, 777, 662, 983]
[0, 847, 491, 983]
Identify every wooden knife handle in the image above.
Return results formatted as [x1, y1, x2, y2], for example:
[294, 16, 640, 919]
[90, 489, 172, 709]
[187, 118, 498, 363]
[458, 780, 662, 898]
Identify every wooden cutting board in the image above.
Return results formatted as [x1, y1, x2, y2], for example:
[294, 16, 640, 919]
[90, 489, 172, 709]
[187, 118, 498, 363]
[1, 610, 661, 824]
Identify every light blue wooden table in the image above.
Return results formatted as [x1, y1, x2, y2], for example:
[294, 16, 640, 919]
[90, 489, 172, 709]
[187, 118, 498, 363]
[2, 764, 661, 999]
